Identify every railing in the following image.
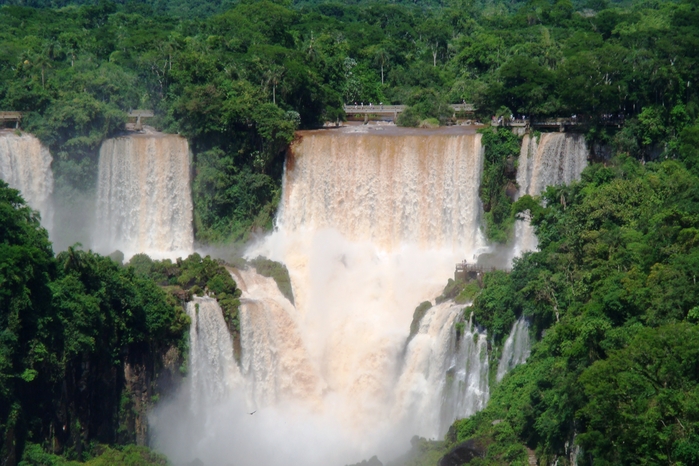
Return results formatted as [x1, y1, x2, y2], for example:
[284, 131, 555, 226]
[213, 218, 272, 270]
[343, 103, 475, 115]
[344, 104, 406, 114]
[455, 261, 511, 274]
[128, 110, 154, 118]
[0, 111, 23, 122]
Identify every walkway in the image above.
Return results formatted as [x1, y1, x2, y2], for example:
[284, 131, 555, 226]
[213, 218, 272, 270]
[344, 103, 475, 119]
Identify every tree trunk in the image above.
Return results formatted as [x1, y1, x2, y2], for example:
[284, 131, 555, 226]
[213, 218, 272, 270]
[273, 84, 276, 104]
[381, 64, 384, 84]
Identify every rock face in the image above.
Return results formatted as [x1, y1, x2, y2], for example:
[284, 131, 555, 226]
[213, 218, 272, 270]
[346, 455, 383, 466]
[438, 439, 486, 466]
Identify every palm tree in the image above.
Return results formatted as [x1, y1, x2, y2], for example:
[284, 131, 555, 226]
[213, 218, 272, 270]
[265, 65, 286, 104]
[372, 47, 390, 85]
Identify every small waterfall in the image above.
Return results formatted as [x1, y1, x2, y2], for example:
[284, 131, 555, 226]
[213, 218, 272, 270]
[186, 297, 242, 411]
[95, 132, 193, 259]
[439, 313, 489, 433]
[395, 304, 489, 439]
[513, 133, 588, 256]
[496, 317, 531, 382]
[0, 130, 54, 229]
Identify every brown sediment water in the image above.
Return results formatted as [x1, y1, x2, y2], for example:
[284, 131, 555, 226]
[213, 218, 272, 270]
[95, 131, 193, 259]
[0, 129, 54, 229]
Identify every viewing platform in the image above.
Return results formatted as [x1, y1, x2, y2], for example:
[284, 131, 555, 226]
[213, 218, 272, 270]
[127, 109, 154, 130]
[455, 260, 510, 281]
[0, 111, 23, 128]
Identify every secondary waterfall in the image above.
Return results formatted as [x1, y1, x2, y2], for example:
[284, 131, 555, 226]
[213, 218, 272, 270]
[496, 317, 531, 382]
[94, 131, 193, 259]
[186, 297, 242, 411]
[154, 127, 490, 466]
[513, 133, 588, 257]
[0, 130, 53, 229]
[395, 304, 489, 439]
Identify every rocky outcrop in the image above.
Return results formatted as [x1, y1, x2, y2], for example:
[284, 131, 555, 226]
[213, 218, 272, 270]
[438, 439, 486, 466]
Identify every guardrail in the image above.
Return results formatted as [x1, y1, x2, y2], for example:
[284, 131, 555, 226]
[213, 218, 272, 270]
[128, 110, 154, 118]
[0, 111, 23, 121]
[343, 103, 475, 116]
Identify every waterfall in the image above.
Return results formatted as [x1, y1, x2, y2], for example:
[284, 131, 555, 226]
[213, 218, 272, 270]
[233, 267, 324, 409]
[279, 128, 485, 250]
[186, 297, 242, 411]
[155, 128, 490, 465]
[94, 132, 193, 259]
[496, 317, 531, 382]
[513, 133, 588, 256]
[395, 303, 489, 439]
[0, 130, 54, 229]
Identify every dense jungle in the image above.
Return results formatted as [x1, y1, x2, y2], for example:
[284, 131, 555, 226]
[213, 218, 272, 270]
[1, 0, 699, 464]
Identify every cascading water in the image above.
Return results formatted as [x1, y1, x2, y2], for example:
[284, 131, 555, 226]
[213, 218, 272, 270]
[186, 297, 242, 411]
[232, 267, 324, 408]
[496, 317, 531, 382]
[440, 313, 490, 431]
[154, 127, 490, 465]
[0, 130, 54, 229]
[513, 133, 588, 257]
[94, 131, 193, 259]
[395, 303, 489, 439]
[279, 127, 485, 250]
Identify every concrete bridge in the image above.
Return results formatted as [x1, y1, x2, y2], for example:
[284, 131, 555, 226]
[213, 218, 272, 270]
[344, 103, 475, 120]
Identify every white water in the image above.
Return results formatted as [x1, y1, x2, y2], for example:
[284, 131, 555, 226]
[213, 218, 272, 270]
[155, 128, 491, 465]
[186, 297, 242, 411]
[395, 304, 489, 439]
[496, 317, 531, 382]
[0, 130, 54, 229]
[94, 132, 193, 259]
[513, 133, 588, 257]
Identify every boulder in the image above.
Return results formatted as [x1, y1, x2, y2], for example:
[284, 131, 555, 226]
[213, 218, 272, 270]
[438, 439, 486, 466]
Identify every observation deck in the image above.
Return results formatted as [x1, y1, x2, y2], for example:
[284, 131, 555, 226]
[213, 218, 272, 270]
[0, 111, 23, 128]
[455, 260, 510, 281]
[127, 109, 154, 130]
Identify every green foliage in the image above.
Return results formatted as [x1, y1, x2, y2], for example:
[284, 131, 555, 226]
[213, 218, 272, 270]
[479, 128, 521, 243]
[455, 281, 482, 304]
[129, 252, 241, 332]
[446, 156, 699, 464]
[409, 301, 433, 340]
[248, 256, 294, 305]
[0, 183, 187, 464]
[386, 436, 448, 466]
[578, 323, 699, 464]
[20, 444, 168, 466]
